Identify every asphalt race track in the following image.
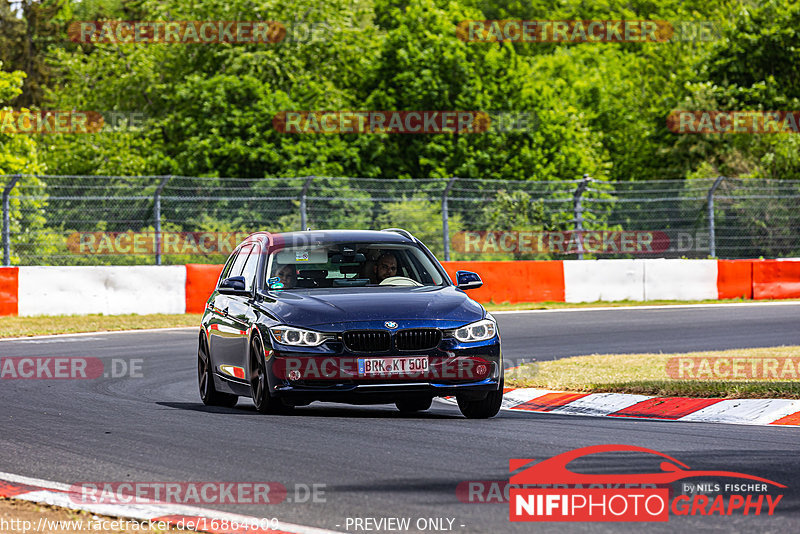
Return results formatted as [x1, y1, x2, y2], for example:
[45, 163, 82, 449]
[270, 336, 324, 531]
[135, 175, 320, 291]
[1, 303, 799, 533]
[496, 303, 800, 363]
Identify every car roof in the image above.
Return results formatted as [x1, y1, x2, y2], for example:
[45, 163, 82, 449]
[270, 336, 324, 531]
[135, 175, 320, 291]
[246, 229, 417, 249]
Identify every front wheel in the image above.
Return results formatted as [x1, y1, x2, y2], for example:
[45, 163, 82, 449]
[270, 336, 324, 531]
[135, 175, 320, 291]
[456, 382, 503, 419]
[198, 337, 238, 408]
[250, 335, 292, 415]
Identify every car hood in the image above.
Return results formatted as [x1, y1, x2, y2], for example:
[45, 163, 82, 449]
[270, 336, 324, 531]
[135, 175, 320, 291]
[259, 286, 485, 328]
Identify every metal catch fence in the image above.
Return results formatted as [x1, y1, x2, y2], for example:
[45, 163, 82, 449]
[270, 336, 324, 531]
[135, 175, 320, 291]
[3, 174, 800, 265]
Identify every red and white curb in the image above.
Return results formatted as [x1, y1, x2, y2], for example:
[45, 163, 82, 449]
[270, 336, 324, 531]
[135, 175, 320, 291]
[445, 388, 800, 426]
[0, 471, 340, 534]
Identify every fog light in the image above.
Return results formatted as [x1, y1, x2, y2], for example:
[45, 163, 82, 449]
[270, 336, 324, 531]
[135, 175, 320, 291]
[476, 364, 488, 376]
[288, 370, 301, 381]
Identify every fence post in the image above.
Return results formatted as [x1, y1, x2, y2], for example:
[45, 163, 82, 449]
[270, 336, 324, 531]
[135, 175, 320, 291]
[707, 176, 725, 258]
[573, 174, 591, 260]
[154, 175, 171, 265]
[442, 177, 458, 261]
[2, 175, 21, 267]
[300, 176, 314, 231]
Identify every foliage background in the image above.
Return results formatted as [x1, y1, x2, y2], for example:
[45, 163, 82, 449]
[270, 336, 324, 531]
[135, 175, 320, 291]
[1, 0, 798, 263]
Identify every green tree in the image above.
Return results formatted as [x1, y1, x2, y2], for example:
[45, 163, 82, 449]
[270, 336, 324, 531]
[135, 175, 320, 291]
[0, 61, 47, 265]
[361, 0, 609, 181]
[478, 189, 555, 259]
[0, 0, 69, 107]
[374, 197, 462, 257]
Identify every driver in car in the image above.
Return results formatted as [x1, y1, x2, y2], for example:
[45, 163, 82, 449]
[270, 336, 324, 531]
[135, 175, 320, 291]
[275, 264, 297, 289]
[374, 252, 398, 283]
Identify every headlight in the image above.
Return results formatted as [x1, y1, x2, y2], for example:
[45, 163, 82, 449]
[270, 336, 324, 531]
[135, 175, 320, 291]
[269, 326, 332, 347]
[450, 319, 497, 343]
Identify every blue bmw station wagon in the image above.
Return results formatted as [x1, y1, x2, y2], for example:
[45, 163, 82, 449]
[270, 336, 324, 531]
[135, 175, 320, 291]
[198, 229, 503, 418]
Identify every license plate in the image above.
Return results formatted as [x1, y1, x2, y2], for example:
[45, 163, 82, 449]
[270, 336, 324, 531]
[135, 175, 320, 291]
[357, 356, 429, 376]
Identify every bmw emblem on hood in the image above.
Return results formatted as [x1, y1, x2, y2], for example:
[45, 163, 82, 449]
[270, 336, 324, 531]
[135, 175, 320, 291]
[384, 321, 398, 329]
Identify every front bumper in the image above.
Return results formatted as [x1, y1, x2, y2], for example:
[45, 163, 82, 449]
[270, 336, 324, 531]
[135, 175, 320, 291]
[265, 337, 502, 404]
[273, 378, 499, 405]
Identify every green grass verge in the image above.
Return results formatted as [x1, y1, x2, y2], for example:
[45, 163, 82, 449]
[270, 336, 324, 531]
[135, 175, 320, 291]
[0, 314, 203, 338]
[506, 346, 800, 398]
[483, 297, 800, 312]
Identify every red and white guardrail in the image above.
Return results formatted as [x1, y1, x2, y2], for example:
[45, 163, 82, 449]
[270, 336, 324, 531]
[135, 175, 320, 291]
[0, 259, 799, 316]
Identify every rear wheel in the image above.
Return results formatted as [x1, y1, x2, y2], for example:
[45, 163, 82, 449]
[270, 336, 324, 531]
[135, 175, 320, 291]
[395, 397, 433, 413]
[198, 337, 238, 408]
[250, 335, 292, 415]
[457, 381, 503, 419]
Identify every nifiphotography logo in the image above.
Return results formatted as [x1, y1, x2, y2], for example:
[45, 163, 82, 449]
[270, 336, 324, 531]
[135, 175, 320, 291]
[509, 445, 785, 522]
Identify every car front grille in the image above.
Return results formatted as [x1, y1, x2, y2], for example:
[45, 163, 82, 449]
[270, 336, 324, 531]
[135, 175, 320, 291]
[395, 328, 442, 351]
[343, 330, 391, 352]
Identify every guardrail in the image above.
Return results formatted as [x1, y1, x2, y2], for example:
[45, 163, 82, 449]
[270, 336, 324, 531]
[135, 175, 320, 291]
[1, 259, 797, 316]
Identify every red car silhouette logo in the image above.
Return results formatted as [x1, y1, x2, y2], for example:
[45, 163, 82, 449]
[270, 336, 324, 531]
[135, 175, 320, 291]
[510, 444, 785, 487]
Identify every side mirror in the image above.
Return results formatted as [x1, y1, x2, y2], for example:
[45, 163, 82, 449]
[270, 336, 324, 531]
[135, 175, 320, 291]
[218, 276, 249, 295]
[456, 270, 483, 290]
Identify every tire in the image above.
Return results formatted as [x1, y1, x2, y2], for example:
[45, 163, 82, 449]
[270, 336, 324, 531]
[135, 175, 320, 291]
[395, 397, 433, 413]
[456, 381, 503, 419]
[198, 336, 238, 408]
[250, 335, 292, 415]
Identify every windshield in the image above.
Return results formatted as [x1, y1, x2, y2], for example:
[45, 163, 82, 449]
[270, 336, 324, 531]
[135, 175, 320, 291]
[266, 242, 446, 289]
